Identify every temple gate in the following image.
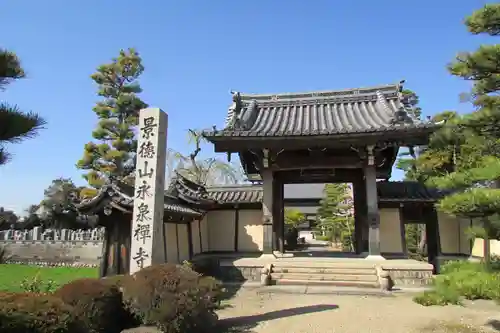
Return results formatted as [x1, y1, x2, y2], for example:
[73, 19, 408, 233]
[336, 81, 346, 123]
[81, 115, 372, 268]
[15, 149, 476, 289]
[203, 82, 437, 259]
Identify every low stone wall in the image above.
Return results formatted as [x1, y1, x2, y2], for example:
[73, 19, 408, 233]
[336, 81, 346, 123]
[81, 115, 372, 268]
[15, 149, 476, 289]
[1, 240, 104, 266]
[381, 263, 434, 287]
[218, 265, 262, 282]
[0, 227, 105, 242]
[0, 227, 105, 266]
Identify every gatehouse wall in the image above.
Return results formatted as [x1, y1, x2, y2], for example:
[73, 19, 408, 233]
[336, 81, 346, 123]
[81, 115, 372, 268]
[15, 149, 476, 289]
[380, 208, 403, 254]
[0, 208, 476, 266]
[437, 212, 472, 255]
[203, 209, 264, 252]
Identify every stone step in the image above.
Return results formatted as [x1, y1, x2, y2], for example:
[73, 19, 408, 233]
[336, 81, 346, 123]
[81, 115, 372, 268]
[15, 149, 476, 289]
[272, 279, 380, 288]
[272, 261, 377, 269]
[271, 267, 377, 275]
[270, 273, 379, 282]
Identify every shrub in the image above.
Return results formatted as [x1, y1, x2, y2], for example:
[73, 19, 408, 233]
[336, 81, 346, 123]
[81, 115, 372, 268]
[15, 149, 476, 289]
[20, 272, 57, 294]
[55, 278, 137, 333]
[121, 263, 222, 333]
[414, 261, 500, 306]
[0, 292, 86, 333]
[413, 290, 461, 306]
[102, 274, 128, 288]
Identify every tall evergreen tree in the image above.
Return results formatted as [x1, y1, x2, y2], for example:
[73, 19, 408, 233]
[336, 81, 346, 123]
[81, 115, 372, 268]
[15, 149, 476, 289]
[0, 49, 46, 165]
[413, 4, 500, 267]
[317, 183, 354, 251]
[77, 48, 147, 196]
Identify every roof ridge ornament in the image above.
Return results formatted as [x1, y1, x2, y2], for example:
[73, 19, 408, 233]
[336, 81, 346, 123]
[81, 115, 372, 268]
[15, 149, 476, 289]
[225, 91, 242, 129]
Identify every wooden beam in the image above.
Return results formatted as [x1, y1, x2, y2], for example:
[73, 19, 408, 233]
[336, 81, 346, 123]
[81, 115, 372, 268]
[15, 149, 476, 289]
[272, 155, 364, 170]
[210, 129, 434, 152]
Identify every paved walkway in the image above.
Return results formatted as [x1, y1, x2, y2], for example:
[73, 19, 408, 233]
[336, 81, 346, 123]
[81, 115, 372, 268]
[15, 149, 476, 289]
[217, 287, 500, 333]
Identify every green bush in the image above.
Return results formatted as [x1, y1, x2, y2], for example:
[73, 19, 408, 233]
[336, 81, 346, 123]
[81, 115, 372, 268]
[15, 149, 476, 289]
[315, 235, 331, 241]
[414, 261, 500, 306]
[121, 263, 221, 333]
[0, 292, 86, 333]
[20, 272, 57, 293]
[55, 278, 137, 333]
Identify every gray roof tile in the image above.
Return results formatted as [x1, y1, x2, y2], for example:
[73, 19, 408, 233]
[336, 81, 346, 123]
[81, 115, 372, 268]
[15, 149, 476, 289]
[76, 182, 203, 216]
[208, 182, 444, 204]
[206, 83, 434, 138]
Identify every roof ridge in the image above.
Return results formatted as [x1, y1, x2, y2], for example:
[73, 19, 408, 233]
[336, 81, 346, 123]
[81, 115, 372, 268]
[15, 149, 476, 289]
[238, 84, 399, 101]
[207, 184, 262, 190]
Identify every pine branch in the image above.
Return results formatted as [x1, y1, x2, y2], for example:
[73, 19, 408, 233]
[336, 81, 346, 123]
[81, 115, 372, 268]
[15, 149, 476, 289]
[0, 103, 46, 142]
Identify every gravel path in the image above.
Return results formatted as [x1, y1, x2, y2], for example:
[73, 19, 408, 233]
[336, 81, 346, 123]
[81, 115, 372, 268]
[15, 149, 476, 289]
[217, 288, 500, 333]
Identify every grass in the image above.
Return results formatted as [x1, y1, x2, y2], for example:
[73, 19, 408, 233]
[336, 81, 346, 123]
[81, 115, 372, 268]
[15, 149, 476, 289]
[0, 264, 99, 292]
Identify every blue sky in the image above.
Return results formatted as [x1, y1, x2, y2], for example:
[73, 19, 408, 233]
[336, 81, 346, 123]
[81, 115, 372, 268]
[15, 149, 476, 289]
[0, 0, 494, 214]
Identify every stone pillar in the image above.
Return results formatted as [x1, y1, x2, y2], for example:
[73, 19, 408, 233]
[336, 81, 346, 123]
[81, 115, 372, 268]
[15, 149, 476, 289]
[130, 108, 168, 274]
[261, 168, 274, 255]
[364, 163, 383, 259]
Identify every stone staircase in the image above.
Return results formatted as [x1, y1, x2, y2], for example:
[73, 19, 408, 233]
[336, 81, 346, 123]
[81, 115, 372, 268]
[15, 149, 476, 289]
[269, 261, 380, 288]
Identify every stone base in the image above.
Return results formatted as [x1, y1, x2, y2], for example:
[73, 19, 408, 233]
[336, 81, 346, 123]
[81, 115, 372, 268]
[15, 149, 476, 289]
[218, 265, 262, 282]
[273, 251, 294, 258]
[364, 255, 386, 261]
[381, 264, 434, 287]
[259, 253, 277, 260]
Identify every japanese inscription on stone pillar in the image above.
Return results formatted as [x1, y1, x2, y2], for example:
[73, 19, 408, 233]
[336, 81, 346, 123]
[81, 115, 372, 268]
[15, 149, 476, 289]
[130, 108, 168, 274]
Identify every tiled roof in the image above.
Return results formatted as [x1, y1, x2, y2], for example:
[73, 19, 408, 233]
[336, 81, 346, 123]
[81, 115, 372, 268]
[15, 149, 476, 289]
[205, 83, 434, 138]
[75, 182, 203, 216]
[208, 185, 263, 204]
[166, 172, 216, 206]
[377, 181, 446, 202]
[207, 182, 443, 204]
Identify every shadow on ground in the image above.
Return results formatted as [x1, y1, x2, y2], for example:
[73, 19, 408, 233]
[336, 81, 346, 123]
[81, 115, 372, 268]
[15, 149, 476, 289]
[217, 304, 339, 333]
[487, 319, 500, 331]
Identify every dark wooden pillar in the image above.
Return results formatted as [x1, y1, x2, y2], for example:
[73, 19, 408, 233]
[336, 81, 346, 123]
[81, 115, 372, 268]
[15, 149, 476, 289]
[99, 211, 131, 277]
[261, 168, 274, 254]
[273, 177, 285, 253]
[399, 204, 408, 257]
[234, 205, 239, 252]
[187, 221, 193, 259]
[425, 206, 441, 273]
[364, 163, 381, 257]
[353, 178, 367, 254]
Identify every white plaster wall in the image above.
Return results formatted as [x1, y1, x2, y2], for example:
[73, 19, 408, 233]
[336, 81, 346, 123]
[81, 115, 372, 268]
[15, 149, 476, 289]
[177, 224, 190, 262]
[438, 212, 471, 254]
[191, 220, 201, 255]
[207, 210, 235, 251]
[473, 238, 500, 257]
[166, 223, 178, 263]
[237, 209, 263, 251]
[200, 216, 209, 252]
[380, 208, 403, 253]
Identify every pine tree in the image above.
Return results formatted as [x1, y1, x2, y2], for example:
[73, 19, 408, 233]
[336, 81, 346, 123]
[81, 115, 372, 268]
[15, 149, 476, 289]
[316, 184, 354, 251]
[420, 4, 500, 267]
[0, 49, 46, 165]
[77, 48, 147, 196]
